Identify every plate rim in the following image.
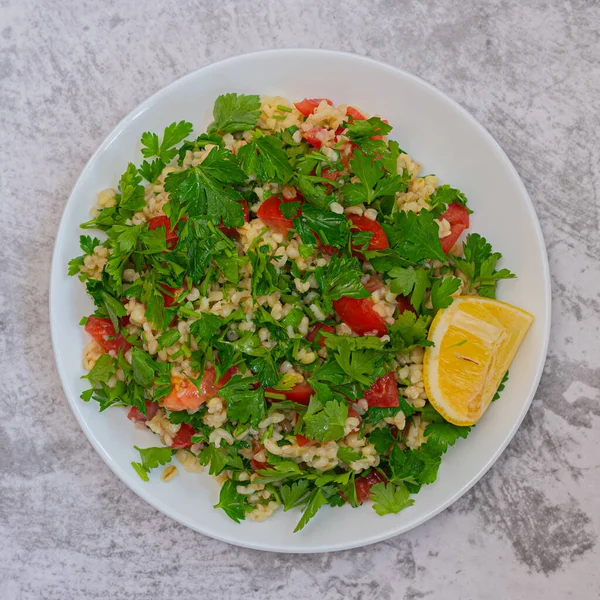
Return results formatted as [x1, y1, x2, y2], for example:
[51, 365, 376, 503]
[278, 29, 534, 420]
[49, 48, 552, 553]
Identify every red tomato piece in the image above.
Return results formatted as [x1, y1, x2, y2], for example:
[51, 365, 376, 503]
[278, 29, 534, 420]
[396, 294, 417, 316]
[321, 168, 341, 194]
[296, 434, 313, 447]
[362, 372, 399, 408]
[306, 323, 336, 347]
[85, 316, 131, 353]
[127, 401, 159, 424]
[170, 423, 195, 449]
[348, 214, 390, 251]
[294, 98, 333, 117]
[256, 195, 301, 235]
[220, 199, 250, 237]
[440, 202, 470, 254]
[346, 106, 366, 121]
[333, 296, 388, 337]
[303, 126, 327, 149]
[265, 382, 314, 406]
[148, 216, 179, 249]
[355, 471, 388, 504]
[159, 284, 179, 307]
[162, 375, 203, 412]
[348, 407, 361, 420]
[199, 364, 238, 399]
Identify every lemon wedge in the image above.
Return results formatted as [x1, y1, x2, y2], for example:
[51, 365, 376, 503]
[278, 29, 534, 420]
[423, 297, 533, 426]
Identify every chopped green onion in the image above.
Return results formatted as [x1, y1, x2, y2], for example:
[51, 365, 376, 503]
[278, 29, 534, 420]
[277, 105, 292, 113]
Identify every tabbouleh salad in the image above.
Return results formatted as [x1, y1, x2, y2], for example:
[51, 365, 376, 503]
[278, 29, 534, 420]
[70, 93, 515, 531]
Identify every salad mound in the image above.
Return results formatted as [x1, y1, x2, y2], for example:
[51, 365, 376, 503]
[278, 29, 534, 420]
[70, 94, 516, 530]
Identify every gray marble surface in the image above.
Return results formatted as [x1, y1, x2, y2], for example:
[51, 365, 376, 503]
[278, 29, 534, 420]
[1, 0, 599, 598]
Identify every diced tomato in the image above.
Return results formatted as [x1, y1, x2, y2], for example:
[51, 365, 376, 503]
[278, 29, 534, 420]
[220, 199, 250, 237]
[294, 98, 333, 117]
[321, 168, 341, 195]
[148, 216, 179, 249]
[265, 382, 314, 406]
[355, 471, 388, 503]
[256, 195, 301, 235]
[296, 434, 313, 447]
[162, 365, 236, 412]
[251, 458, 267, 471]
[199, 364, 238, 399]
[85, 316, 131, 353]
[159, 284, 179, 307]
[348, 407, 361, 420]
[304, 126, 327, 149]
[362, 372, 399, 408]
[333, 296, 388, 337]
[396, 294, 417, 316]
[348, 214, 389, 251]
[127, 401, 159, 424]
[440, 202, 470, 254]
[306, 323, 335, 348]
[170, 423, 195, 449]
[346, 106, 366, 121]
[161, 375, 203, 411]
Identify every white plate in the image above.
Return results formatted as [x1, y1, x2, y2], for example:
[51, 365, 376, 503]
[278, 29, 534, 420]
[50, 49, 551, 553]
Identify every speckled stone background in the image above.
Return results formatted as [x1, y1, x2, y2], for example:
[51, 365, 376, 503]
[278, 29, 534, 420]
[1, 0, 599, 598]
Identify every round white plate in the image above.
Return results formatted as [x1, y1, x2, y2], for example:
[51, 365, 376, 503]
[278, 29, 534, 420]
[50, 49, 551, 553]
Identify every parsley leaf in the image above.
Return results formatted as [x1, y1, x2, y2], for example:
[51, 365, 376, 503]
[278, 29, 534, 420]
[429, 184, 469, 214]
[83, 354, 115, 386]
[337, 447, 363, 463]
[388, 267, 430, 312]
[342, 150, 406, 206]
[238, 133, 293, 183]
[199, 446, 228, 475]
[430, 276, 462, 311]
[453, 234, 515, 298]
[370, 482, 414, 516]
[315, 254, 369, 304]
[189, 312, 223, 341]
[323, 335, 383, 351]
[157, 329, 181, 349]
[208, 93, 261, 134]
[255, 461, 303, 484]
[164, 147, 247, 227]
[333, 340, 380, 387]
[280, 479, 311, 511]
[384, 210, 447, 263]
[218, 374, 267, 427]
[80, 235, 101, 255]
[493, 370, 509, 402]
[117, 163, 145, 212]
[141, 121, 193, 167]
[303, 398, 348, 442]
[369, 427, 396, 454]
[131, 348, 157, 387]
[294, 488, 328, 532]
[388, 311, 431, 352]
[214, 479, 248, 523]
[249, 245, 279, 297]
[131, 446, 173, 482]
[294, 204, 350, 248]
[423, 422, 471, 455]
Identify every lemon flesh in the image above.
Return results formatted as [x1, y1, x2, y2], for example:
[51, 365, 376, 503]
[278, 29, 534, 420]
[423, 297, 534, 426]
